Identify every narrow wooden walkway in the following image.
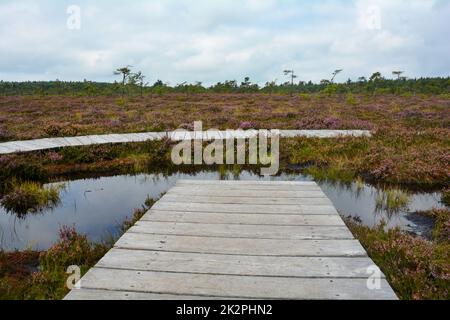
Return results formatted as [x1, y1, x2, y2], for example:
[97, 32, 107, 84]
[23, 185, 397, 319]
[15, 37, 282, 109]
[65, 180, 397, 300]
[0, 130, 370, 154]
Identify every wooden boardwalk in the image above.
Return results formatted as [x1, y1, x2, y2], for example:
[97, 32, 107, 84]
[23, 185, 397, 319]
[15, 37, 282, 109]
[0, 130, 370, 154]
[65, 180, 397, 300]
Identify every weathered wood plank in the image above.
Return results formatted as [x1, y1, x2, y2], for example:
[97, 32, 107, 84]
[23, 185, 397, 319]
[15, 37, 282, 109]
[65, 288, 216, 300]
[170, 184, 323, 192]
[176, 180, 317, 185]
[152, 201, 338, 215]
[167, 186, 327, 198]
[96, 248, 384, 278]
[142, 210, 346, 226]
[162, 194, 333, 205]
[115, 233, 367, 257]
[76, 268, 396, 299]
[178, 180, 318, 185]
[130, 221, 354, 240]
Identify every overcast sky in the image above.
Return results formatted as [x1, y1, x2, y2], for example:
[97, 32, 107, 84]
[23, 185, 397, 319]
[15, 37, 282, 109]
[0, 0, 449, 85]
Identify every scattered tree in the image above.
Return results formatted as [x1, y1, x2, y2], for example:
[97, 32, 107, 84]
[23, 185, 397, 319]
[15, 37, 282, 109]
[129, 71, 148, 97]
[330, 69, 343, 83]
[114, 66, 132, 97]
[392, 71, 404, 80]
[283, 69, 297, 96]
[369, 72, 383, 82]
[358, 76, 367, 82]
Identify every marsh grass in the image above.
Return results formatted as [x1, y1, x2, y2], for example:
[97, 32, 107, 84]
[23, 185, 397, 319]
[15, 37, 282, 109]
[0, 181, 64, 217]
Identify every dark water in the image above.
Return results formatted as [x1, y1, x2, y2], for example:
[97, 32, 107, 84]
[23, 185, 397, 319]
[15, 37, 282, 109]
[0, 170, 444, 251]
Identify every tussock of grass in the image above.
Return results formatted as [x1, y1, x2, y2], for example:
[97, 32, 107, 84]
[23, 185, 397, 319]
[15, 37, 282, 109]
[0, 181, 63, 217]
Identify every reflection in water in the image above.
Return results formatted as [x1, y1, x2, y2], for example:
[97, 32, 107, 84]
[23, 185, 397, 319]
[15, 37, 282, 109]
[374, 189, 411, 217]
[0, 170, 444, 251]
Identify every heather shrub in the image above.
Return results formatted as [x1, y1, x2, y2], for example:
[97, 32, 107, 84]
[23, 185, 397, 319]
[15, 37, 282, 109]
[47, 151, 63, 162]
[417, 208, 450, 244]
[58, 144, 121, 163]
[442, 188, 450, 207]
[295, 116, 373, 130]
[347, 220, 450, 299]
[28, 226, 109, 299]
[239, 121, 257, 130]
[40, 226, 107, 273]
[0, 155, 48, 192]
[43, 122, 78, 137]
[0, 125, 10, 141]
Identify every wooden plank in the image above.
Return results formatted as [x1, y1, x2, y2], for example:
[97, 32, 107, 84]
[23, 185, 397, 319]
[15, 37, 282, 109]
[75, 268, 396, 299]
[162, 194, 333, 205]
[175, 181, 320, 187]
[173, 185, 323, 192]
[96, 248, 384, 278]
[173, 183, 323, 191]
[176, 180, 317, 185]
[115, 233, 367, 257]
[74, 136, 95, 145]
[152, 201, 338, 215]
[65, 288, 216, 300]
[167, 186, 327, 198]
[141, 210, 346, 226]
[130, 221, 354, 240]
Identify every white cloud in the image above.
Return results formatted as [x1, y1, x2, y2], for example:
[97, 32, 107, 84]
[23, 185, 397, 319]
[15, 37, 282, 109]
[0, 0, 448, 84]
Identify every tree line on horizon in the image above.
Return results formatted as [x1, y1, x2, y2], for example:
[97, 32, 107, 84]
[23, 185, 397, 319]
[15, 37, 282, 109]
[0, 68, 449, 96]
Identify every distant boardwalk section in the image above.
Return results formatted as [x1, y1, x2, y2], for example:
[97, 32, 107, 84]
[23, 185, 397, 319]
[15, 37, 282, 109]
[0, 130, 370, 154]
[65, 179, 396, 300]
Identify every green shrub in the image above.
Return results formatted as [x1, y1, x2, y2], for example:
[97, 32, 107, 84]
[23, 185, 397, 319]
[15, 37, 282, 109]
[345, 92, 357, 106]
